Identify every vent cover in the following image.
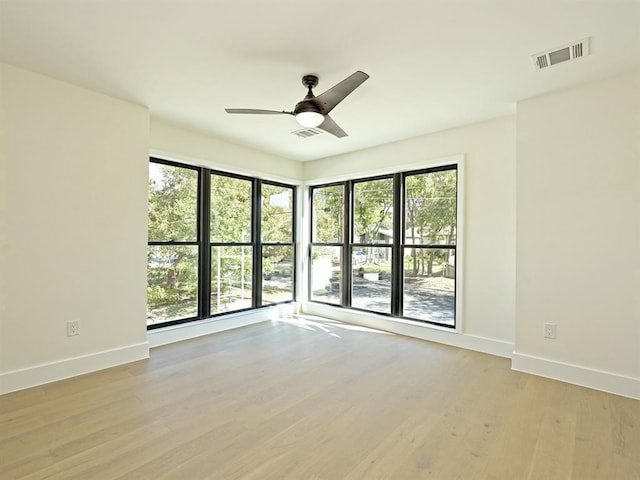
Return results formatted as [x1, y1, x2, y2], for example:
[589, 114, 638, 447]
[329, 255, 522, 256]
[532, 37, 590, 70]
[292, 128, 322, 138]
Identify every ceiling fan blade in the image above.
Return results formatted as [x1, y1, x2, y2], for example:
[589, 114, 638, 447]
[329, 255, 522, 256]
[318, 115, 347, 138]
[225, 108, 293, 115]
[314, 71, 369, 115]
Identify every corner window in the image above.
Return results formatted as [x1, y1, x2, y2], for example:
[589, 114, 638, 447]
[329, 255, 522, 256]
[147, 158, 296, 329]
[309, 164, 458, 328]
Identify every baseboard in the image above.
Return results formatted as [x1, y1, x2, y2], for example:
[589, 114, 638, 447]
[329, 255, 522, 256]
[0, 342, 150, 395]
[148, 303, 298, 348]
[512, 352, 640, 400]
[301, 302, 514, 358]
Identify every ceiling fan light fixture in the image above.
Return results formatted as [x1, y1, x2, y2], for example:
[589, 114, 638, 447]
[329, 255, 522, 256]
[296, 111, 324, 128]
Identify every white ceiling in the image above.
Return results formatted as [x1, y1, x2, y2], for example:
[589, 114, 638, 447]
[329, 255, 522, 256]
[1, 1, 639, 162]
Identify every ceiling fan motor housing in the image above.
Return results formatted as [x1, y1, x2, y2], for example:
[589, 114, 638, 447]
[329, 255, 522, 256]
[294, 98, 322, 115]
[295, 75, 322, 115]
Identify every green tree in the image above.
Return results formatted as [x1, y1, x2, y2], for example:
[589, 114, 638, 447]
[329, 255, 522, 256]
[312, 185, 344, 243]
[261, 184, 293, 275]
[210, 175, 251, 243]
[209, 174, 253, 309]
[405, 170, 457, 276]
[354, 178, 393, 245]
[147, 164, 199, 321]
[405, 174, 427, 275]
[147, 166, 297, 321]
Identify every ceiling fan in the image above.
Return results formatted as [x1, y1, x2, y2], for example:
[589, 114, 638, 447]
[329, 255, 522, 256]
[225, 70, 369, 138]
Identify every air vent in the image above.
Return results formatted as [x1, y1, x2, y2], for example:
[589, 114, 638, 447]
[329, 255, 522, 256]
[292, 128, 322, 138]
[531, 37, 590, 70]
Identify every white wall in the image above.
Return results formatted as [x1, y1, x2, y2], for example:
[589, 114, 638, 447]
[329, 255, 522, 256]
[150, 119, 303, 182]
[2, 60, 636, 399]
[0, 63, 150, 393]
[302, 116, 517, 357]
[514, 70, 640, 398]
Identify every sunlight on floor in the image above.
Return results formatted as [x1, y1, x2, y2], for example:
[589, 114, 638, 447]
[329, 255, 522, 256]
[273, 314, 394, 337]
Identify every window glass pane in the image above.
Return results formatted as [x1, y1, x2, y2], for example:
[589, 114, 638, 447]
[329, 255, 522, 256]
[148, 163, 198, 242]
[211, 246, 253, 314]
[262, 184, 293, 243]
[312, 185, 344, 243]
[403, 247, 455, 325]
[351, 246, 392, 314]
[262, 245, 294, 305]
[405, 169, 457, 245]
[353, 178, 393, 244]
[147, 245, 198, 325]
[210, 174, 252, 243]
[310, 246, 342, 304]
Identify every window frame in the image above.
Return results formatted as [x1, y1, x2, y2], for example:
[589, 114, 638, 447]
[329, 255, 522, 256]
[308, 163, 459, 329]
[308, 182, 347, 306]
[260, 180, 297, 306]
[147, 158, 202, 326]
[147, 157, 297, 330]
[208, 170, 255, 316]
[400, 165, 458, 327]
[350, 174, 395, 315]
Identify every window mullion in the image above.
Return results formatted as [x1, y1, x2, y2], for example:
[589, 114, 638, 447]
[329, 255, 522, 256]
[199, 170, 211, 319]
[291, 187, 297, 301]
[391, 172, 403, 316]
[343, 181, 352, 307]
[252, 179, 262, 307]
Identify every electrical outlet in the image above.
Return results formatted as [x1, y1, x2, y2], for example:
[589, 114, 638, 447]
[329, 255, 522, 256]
[543, 323, 556, 339]
[67, 320, 80, 337]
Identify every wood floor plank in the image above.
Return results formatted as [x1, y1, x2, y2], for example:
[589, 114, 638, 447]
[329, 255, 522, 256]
[1, 315, 638, 480]
[525, 382, 579, 479]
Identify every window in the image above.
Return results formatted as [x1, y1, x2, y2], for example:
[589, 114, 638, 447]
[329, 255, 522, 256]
[351, 177, 393, 314]
[147, 158, 296, 328]
[403, 169, 457, 326]
[310, 184, 344, 305]
[210, 173, 253, 314]
[261, 183, 295, 305]
[147, 162, 200, 325]
[309, 164, 458, 328]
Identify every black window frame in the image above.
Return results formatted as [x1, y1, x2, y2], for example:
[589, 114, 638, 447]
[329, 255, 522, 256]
[350, 174, 395, 315]
[308, 182, 347, 306]
[400, 165, 458, 326]
[308, 164, 458, 329]
[147, 158, 202, 326]
[147, 157, 297, 330]
[260, 180, 297, 306]
[208, 170, 255, 317]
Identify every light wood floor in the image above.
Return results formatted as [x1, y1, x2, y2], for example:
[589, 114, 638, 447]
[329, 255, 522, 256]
[1, 316, 638, 479]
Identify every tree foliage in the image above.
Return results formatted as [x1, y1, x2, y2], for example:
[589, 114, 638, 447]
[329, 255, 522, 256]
[353, 178, 394, 244]
[210, 174, 251, 243]
[147, 166, 295, 323]
[312, 185, 344, 243]
[405, 170, 457, 275]
[261, 183, 293, 244]
[147, 163, 457, 324]
[312, 171, 457, 275]
[148, 164, 198, 242]
[147, 165, 199, 322]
